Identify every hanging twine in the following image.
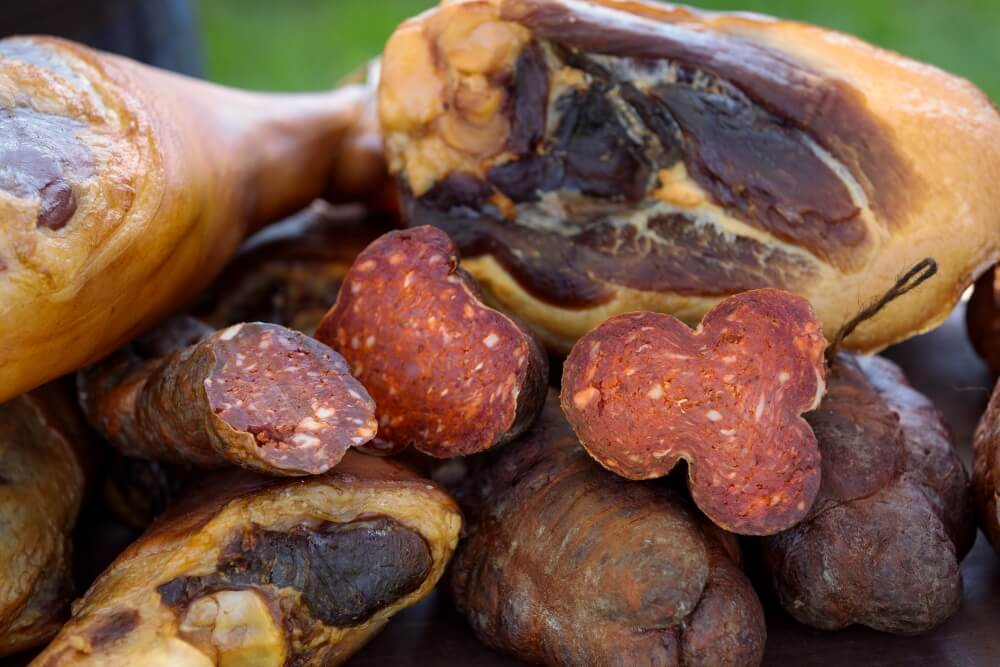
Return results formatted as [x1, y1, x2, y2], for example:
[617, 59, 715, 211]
[826, 257, 938, 366]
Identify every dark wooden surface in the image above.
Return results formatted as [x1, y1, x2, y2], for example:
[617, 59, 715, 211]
[3, 306, 998, 666]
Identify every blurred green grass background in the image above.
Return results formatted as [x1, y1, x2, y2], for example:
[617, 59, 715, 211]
[196, 0, 999, 101]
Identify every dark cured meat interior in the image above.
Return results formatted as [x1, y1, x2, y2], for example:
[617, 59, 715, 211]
[407, 45, 831, 307]
[0, 107, 93, 231]
[158, 517, 433, 627]
[401, 3, 912, 309]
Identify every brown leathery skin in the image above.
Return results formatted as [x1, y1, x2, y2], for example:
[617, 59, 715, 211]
[0, 383, 90, 656]
[315, 225, 548, 458]
[78, 316, 377, 475]
[381, 0, 1000, 354]
[193, 201, 396, 336]
[32, 452, 463, 667]
[560, 289, 827, 536]
[761, 353, 976, 635]
[967, 266, 1000, 376]
[974, 378, 1000, 556]
[0, 36, 386, 403]
[448, 394, 765, 667]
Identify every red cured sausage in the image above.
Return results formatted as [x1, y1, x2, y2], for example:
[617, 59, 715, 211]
[315, 226, 548, 458]
[560, 289, 827, 535]
[79, 316, 377, 475]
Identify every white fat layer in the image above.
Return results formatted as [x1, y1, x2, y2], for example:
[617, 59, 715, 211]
[516, 196, 816, 268]
[219, 324, 244, 341]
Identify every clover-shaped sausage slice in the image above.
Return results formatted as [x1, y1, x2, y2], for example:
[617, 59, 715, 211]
[315, 225, 548, 457]
[561, 289, 827, 535]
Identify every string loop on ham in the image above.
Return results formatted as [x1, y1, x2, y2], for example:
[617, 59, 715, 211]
[828, 258, 938, 364]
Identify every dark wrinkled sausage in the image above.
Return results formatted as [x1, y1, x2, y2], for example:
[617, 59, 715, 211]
[33, 452, 462, 667]
[761, 353, 975, 634]
[315, 225, 547, 457]
[560, 289, 827, 535]
[0, 383, 90, 656]
[448, 394, 765, 667]
[974, 377, 1000, 556]
[78, 316, 377, 475]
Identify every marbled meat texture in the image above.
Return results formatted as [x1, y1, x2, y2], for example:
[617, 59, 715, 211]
[381, 0, 916, 309]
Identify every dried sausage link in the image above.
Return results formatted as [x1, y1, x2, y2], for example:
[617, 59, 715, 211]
[79, 317, 377, 475]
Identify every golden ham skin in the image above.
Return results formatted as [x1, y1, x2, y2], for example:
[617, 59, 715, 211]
[0, 383, 90, 656]
[0, 37, 382, 403]
[379, 0, 1000, 353]
[32, 453, 462, 667]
